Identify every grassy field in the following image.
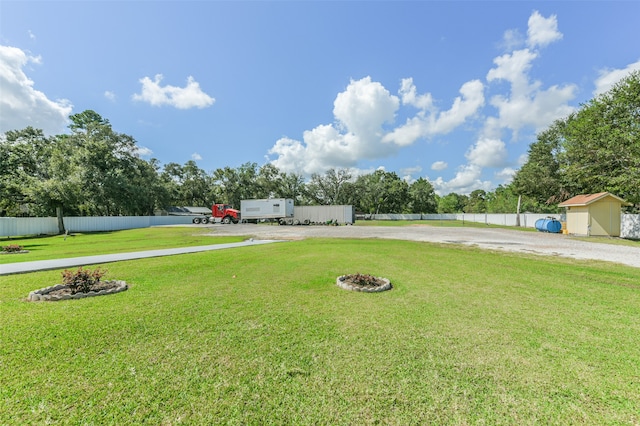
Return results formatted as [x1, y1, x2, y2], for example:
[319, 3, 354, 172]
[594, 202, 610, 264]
[0, 227, 245, 264]
[1, 230, 639, 424]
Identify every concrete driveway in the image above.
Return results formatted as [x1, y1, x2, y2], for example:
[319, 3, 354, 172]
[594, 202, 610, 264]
[204, 223, 640, 269]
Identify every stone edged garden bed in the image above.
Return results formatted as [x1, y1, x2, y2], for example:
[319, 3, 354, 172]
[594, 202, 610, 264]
[28, 280, 128, 301]
[1, 250, 29, 255]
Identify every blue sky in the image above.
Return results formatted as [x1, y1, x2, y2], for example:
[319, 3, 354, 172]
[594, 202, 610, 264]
[1, 1, 639, 194]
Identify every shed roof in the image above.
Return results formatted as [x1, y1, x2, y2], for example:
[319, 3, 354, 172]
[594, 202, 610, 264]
[558, 192, 631, 207]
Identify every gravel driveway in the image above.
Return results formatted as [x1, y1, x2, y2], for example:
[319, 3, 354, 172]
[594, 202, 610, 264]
[206, 223, 640, 269]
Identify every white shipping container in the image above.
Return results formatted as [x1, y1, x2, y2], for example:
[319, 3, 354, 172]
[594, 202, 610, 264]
[240, 199, 294, 220]
[293, 205, 355, 225]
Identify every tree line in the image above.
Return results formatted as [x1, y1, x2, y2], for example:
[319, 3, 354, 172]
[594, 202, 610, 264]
[0, 110, 521, 218]
[1, 71, 638, 220]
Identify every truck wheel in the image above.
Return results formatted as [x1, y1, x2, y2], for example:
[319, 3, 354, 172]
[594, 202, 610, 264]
[193, 217, 201, 224]
[293, 219, 300, 226]
[201, 217, 209, 225]
[223, 216, 231, 224]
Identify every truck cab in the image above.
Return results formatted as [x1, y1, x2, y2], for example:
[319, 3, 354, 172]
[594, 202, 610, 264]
[211, 204, 240, 224]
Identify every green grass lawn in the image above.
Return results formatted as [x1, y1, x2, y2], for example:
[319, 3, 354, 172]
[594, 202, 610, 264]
[1, 236, 639, 424]
[0, 227, 245, 264]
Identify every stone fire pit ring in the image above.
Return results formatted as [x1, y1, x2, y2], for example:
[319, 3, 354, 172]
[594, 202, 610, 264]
[336, 275, 392, 293]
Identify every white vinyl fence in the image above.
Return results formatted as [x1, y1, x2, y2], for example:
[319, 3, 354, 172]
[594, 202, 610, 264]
[0, 216, 196, 237]
[370, 213, 561, 228]
[370, 213, 640, 239]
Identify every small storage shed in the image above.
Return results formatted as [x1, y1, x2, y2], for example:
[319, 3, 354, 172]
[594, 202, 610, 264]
[558, 192, 631, 237]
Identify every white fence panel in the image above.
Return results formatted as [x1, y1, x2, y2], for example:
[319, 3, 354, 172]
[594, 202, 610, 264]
[0, 217, 58, 237]
[1, 216, 197, 237]
[371, 214, 422, 221]
[456, 213, 561, 228]
[421, 214, 458, 221]
[65, 216, 152, 232]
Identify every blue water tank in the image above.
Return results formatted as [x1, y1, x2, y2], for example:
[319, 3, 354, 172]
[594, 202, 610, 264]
[535, 218, 562, 233]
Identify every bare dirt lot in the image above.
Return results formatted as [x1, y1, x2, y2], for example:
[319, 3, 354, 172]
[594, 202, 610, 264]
[206, 223, 640, 269]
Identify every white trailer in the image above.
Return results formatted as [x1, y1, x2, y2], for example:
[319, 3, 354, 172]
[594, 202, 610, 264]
[240, 199, 294, 222]
[293, 205, 355, 225]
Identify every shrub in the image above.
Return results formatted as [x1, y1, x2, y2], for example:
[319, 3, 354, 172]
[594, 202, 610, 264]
[2, 244, 24, 253]
[61, 267, 107, 294]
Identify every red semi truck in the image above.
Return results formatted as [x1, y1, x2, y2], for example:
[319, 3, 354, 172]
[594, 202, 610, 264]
[192, 204, 240, 224]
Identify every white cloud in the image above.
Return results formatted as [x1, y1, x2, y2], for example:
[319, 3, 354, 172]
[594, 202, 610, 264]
[517, 153, 528, 167]
[465, 137, 507, 168]
[501, 29, 524, 51]
[104, 90, 116, 101]
[28, 30, 36, 40]
[432, 164, 492, 195]
[431, 80, 485, 134]
[495, 167, 516, 184]
[132, 74, 215, 109]
[431, 161, 448, 171]
[400, 165, 423, 183]
[135, 146, 153, 157]
[486, 47, 576, 136]
[383, 79, 484, 146]
[191, 152, 202, 161]
[333, 76, 399, 138]
[593, 59, 640, 96]
[527, 11, 562, 48]
[270, 77, 400, 175]
[399, 78, 433, 110]
[0, 45, 72, 135]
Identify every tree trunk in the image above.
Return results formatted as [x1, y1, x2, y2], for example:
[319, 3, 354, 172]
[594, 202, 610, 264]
[56, 206, 66, 234]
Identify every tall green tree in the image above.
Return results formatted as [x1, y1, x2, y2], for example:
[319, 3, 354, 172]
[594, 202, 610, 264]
[278, 171, 306, 204]
[305, 168, 353, 206]
[437, 192, 466, 213]
[62, 110, 145, 216]
[355, 170, 409, 214]
[0, 127, 53, 216]
[28, 134, 86, 231]
[561, 70, 640, 207]
[162, 160, 212, 207]
[485, 185, 515, 213]
[464, 189, 487, 213]
[511, 122, 566, 205]
[212, 162, 263, 207]
[408, 178, 437, 213]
